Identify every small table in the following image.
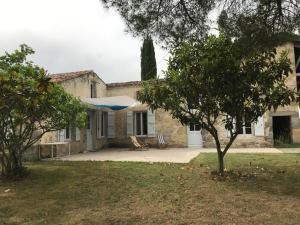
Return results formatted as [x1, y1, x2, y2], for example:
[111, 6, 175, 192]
[38, 142, 70, 159]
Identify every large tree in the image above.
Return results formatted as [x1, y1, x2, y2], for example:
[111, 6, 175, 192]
[0, 45, 87, 178]
[141, 36, 157, 80]
[101, 0, 300, 47]
[137, 35, 296, 175]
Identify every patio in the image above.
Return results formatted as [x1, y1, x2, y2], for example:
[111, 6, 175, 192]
[55, 148, 202, 163]
[52, 147, 300, 163]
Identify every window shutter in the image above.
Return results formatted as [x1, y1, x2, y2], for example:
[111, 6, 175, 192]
[107, 111, 115, 138]
[254, 116, 264, 136]
[147, 109, 155, 137]
[59, 129, 65, 142]
[126, 111, 133, 136]
[76, 128, 81, 141]
[96, 111, 102, 138]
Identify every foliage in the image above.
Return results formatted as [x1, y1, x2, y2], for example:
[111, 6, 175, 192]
[137, 35, 296, 175]
[0, 45, 87, 177]
[141, 36, 157, 80]
[101, 0, 300, 47]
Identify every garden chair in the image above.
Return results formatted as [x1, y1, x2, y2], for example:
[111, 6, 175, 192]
[157, 134, 168, 149]
[130, 136, 148, 150]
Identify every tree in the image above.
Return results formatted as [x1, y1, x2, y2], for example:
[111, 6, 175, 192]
[137, 35, 296, 175]
[101, 0, 300, 48]
[141, 36, 157, 80]
[0, 45, 87, 178]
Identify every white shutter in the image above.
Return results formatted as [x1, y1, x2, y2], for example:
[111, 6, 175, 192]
[147, 109, 155, 137]
[126, 111, 134, 136]
[107, 111, 115, 138]
[76, 128, 81, 141]
[59, 129, 65, 142]
[298, 106, 300, 119]
[254, 116, 264, 136]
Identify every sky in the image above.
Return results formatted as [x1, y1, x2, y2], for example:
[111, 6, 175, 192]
[0, 0, 169, 83]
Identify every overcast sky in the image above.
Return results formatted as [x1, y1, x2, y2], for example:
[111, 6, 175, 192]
[0, 0, 169, 83]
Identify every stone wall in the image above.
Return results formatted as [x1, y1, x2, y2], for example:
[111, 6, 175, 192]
[106, 84, 141, 99]
[62, 73, 107, 98]
[155, 109, 187, 147]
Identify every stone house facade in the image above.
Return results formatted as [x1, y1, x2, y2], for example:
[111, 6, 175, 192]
[40, 41, 300, 154]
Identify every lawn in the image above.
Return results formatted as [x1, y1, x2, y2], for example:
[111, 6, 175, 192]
[1, 154, 300, 225]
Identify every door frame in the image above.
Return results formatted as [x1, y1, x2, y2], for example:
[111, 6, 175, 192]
[86, 111, 93, 151]
[187, 123, 203, 148]
[272, 115, 292, 144]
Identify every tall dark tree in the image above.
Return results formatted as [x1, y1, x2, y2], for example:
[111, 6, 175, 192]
[141, 36, 157, 80]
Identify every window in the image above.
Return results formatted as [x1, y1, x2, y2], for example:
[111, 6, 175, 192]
[59, 127, 71, 142]
[236, 117, 252, 135]
[135, 112, 147, 136]
[65, 127, 70, 139]
[90, 81, 97, 98]
[97, 112, 107, 138]
[189, 123, 201, 131]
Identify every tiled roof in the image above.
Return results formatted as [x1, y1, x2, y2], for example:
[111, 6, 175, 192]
[107, 80, 142, 88]
[50, 70, 94, 83]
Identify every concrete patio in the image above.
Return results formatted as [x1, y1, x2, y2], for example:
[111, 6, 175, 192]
[56, 148, 202, 163]
[53, 147, 300, 164]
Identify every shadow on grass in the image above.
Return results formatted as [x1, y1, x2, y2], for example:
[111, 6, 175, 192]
[192, 153, 300, 198]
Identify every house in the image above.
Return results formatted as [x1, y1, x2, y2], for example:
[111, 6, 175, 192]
[40, 70, 187, 155]
[40, 41, 300, 154]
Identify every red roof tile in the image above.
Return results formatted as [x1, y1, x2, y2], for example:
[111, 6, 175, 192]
[50, 70, 94, 83]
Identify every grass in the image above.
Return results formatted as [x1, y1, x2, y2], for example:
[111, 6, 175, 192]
[0, 154, 300, 225]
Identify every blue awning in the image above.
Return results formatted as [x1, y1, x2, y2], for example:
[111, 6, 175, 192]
[94, 104, 127, 110]
[82, 96, 140, 111]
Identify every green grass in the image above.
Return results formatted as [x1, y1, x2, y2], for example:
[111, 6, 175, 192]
[1, 154, 300, 225]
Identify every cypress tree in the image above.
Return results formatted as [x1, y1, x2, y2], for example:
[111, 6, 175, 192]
[141, 36, 157, 80]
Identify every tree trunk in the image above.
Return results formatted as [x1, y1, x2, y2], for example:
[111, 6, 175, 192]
[0, 154, 4, 177]
[217, 151, 225, 176]
[1, 147, 24, 178]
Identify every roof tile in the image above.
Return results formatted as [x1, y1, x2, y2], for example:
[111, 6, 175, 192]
[50, 70, 94, 83]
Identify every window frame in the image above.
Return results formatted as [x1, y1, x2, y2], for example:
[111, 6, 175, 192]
[189, 122, 201, 132]
[90, 81, 97, 98]
[236, 117, 253, 135]
[97, 111, 107, 139]
[134, 111, 148, 136]
[294, 45, 300, 74]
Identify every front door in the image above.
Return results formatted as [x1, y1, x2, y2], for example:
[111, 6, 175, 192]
[187, 123, 203, 148]
[86, 113, 93, 151]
